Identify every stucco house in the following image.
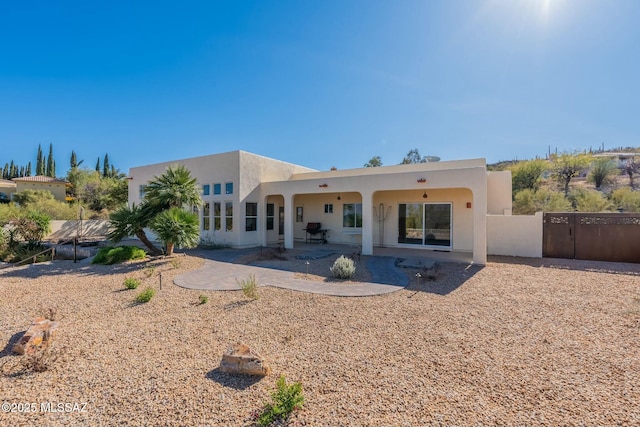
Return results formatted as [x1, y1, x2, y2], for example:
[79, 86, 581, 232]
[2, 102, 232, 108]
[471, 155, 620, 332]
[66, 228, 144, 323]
[129, 150, 533, 265]
[0, 179, 16, 202]
[12, 175, 70, 202]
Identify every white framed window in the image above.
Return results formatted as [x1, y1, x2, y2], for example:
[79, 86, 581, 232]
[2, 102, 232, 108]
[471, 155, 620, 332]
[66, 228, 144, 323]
[202, 184, 210, 196]
[225, 182, 233, 195]
[296, 206, 303, 223]
[225, 201, 233, 231]
[245, 202, 257, 232]
[139, 185, 146, 199]
[266, 203, 275, 230]
[343, 203, 362, 228]
[213, 202, 221, 231]
[324, 203, 333, 214]
[202, 202, 210, 231]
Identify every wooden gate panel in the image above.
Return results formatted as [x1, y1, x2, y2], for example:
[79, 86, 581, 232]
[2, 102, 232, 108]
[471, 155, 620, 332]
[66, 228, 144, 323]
[574, 214, 640, 263]
[543, 213, 575, 259]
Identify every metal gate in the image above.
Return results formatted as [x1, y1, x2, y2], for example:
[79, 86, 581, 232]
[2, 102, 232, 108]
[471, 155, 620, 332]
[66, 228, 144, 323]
[543, 213, 640, 263]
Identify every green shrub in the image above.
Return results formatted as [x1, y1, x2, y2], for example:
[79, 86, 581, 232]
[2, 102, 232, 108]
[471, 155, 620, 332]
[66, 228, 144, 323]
[513, 188, 573, 215]
[237, 274, 259, 300]
[570, 188, 612, 212]
[92, 246, 147, 265]
[198, 294, 208, 305]
[610, 188, 640, 212]
[135, 287, 155, 304]
[330, 255, 356, 279]
[124, 277, 140, 290]
[256, 375, 304, 427]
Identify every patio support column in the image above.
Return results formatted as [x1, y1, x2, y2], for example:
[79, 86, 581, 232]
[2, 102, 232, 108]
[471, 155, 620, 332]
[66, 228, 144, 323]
[259, 197, 268, 247]
[361, 191, 374, 256]
[284, 193, 295, 250]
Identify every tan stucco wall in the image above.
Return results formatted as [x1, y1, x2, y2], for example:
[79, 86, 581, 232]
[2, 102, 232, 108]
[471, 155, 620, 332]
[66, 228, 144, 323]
[15, 182, 67, 201]
[0, 183, 16, 200]
[487, 212, 543, 258]
[487, 171, 512, 215]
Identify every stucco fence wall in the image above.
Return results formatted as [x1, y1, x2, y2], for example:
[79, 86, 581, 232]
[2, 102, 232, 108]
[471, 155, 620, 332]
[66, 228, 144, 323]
[487, 212, 543, 258]
[47, 220, 112, 241]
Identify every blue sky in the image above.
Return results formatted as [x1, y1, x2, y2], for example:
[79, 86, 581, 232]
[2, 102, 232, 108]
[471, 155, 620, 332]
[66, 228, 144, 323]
[1, 0, 639, 175]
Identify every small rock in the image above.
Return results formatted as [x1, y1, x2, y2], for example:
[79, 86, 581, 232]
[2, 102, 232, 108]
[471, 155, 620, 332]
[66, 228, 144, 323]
[220, 342, 270, 376]
[13, 317, 59, 355]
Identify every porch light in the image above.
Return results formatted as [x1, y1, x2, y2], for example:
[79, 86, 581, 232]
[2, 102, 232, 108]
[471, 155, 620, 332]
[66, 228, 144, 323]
[422, 191, 428, 199]
[337, 194, 341, 200]
[319, 183, 328, 188]
[417, 178, 427, 183]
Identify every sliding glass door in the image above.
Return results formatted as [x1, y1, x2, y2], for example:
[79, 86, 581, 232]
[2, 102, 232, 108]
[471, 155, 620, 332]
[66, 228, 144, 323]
[398, 203, 452, 248]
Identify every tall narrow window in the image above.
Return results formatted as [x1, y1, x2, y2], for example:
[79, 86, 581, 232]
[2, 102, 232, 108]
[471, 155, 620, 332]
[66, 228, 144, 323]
[266, 203, 275, 230]
[202, 184, 210, 196]
[296, 207, 303, 223]
[225, 182, 233, 195]
[225, 201, 233, 231]
[202, 202, 210, 231]
[139, 185, 146, 199]
[213, 202, 221, 231]
[213, 183, 221, 195]
[343, 203, 362, 228]
[245, 202, 257, 231]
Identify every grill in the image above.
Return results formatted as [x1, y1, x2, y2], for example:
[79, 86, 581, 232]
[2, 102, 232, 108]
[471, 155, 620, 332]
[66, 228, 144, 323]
[303, 222, 327, 243]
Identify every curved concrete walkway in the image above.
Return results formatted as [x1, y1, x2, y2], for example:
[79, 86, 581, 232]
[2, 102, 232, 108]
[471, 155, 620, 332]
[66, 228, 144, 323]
[174, 257, 406, 297]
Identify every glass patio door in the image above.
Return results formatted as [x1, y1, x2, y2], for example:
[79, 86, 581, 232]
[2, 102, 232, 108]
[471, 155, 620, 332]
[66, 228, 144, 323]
[398, 203, 452, 248]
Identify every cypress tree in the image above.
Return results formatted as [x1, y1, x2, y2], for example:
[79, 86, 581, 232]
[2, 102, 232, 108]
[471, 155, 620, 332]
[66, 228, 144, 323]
[2, 163, 7, 179]
[95, 157, 100, 173]
[9, 161, 15, 178]
[103, 153, 110, 177]
[36, 144, 45, 175]
[19, 166, 25, 177]
[70, 150, 78, 169]
[26, 161, 32, 176]
[46, 143, 54, 177]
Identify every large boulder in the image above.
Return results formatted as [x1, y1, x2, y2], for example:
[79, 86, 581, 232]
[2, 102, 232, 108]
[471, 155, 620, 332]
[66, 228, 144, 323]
[219, 342, 270, 376]
[13, 317, 59, 355]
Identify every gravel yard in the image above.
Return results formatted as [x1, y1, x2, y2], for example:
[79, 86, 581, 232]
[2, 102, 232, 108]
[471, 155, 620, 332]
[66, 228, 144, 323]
[1, 253, 639, 426]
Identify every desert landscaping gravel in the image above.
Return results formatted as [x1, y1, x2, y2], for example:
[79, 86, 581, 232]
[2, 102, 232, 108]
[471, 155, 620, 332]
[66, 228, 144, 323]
[1, 253, 639, 426]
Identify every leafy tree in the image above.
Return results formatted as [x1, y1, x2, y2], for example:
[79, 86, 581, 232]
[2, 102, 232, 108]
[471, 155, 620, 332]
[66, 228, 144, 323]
[610, 188, 640, 212]
[513, 189, 572, 215]
[588, 158, 617, 188]
[46, 143, 55, 177]
[149, 207, 200, 256]
[364, 156, 382, 167]
[36, 144, 45, 176]
[510, 159, 548, 194]
[144, 164, 203, 211]
[623, 158, 640, 189]
[108, 203, 162, 255]
[551, 153, 592, 196]
[400, 149, 427, 164]
[10, 211, 51, 248]
[569, 189, 612, 212]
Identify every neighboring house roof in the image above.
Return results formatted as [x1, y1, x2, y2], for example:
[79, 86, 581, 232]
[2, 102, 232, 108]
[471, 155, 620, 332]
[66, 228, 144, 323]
[12, 175, 69, 184]
[0, 179, 17, 187]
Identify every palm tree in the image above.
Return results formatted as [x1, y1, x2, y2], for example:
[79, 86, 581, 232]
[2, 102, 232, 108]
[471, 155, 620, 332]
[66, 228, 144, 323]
[149, 207, 200, 256]
[108, 203, 163, 255]
[144, 164, 203, 211]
